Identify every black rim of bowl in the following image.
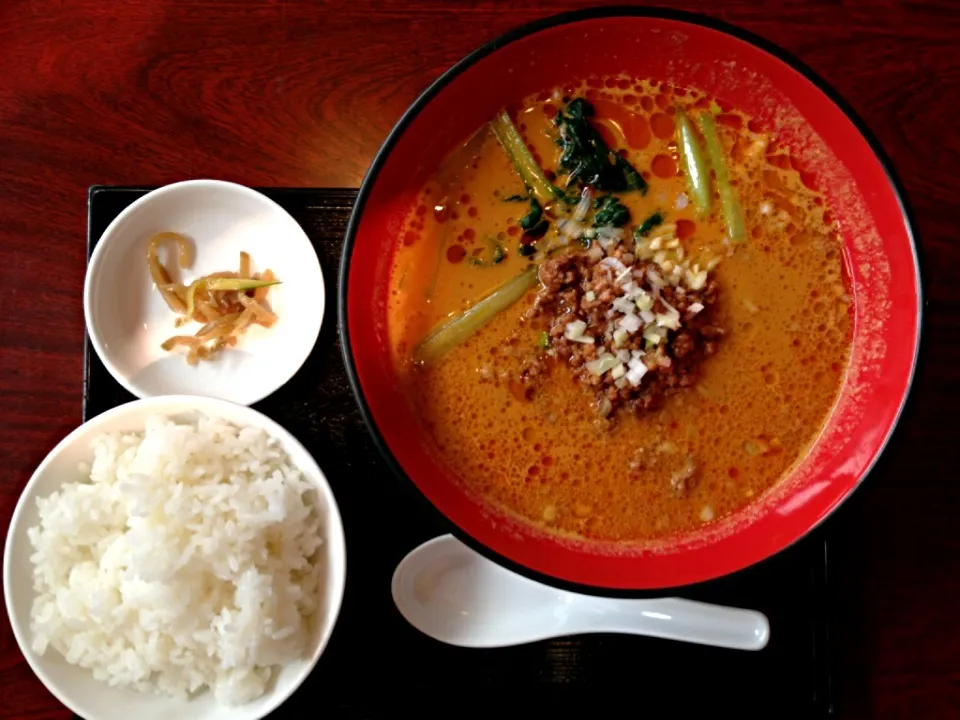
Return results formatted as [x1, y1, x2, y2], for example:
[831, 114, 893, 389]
[338, 5, 923, 598]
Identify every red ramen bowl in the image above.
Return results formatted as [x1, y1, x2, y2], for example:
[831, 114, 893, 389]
[339, 8, 921, 591]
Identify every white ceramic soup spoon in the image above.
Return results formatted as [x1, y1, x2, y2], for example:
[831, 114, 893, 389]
[391, 534, 769, 651]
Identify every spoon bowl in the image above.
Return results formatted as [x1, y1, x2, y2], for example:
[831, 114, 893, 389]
[392, 535, 769, 651]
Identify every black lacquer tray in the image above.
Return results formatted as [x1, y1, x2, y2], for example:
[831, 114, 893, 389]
[82, 186, 835, 718]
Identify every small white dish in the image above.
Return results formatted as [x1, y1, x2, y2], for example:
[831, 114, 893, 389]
[4, 396, 347, 720]
[84, 180, 324, 405]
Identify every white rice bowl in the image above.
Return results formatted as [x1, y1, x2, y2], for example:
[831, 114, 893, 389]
[4, 397, 346, 720]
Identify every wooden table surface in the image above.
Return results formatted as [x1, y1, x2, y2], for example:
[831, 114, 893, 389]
[0, 1, 956, 717]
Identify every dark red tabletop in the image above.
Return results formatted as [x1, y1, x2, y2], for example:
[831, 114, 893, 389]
[0, 2, 956, 717]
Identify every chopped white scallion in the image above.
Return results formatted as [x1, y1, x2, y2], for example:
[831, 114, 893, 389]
[597, 226, 625, 240]
[585, 355, 621, 376]
[643, 327, 665, 346]
[656, 313, 681, 330]
[686, 270, 708, 290]
[564, 320, 595, 344]
[558, 219, 584, 243]
[598, 397, 613, 417]
[688, 302, 704, 314]
[639, 309, 656, 324]
[634, 240, 654, 261]
[626, 358, 648, 386]
[635, 294, 654, 312]
[616, 349, 631, 363]
[612, 297, 637, 315]
[610, 363, 626, 380]
[618, 314, 642, 334]
[584, 291, 596, 302]
[600, 256, 629, 275]
[573, 187, 594, 222]
[596, 226, 625, 251]
[613, 328, 630, 347]
[650, 222, 677, 239]
[622, 281, 641, 299]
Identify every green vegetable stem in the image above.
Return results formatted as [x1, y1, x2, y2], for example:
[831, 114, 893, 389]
[675, 107, 712, 217]
[699, 112, 746, 243]
[490, 110, 567, 207]
[414, 267, 539, 365]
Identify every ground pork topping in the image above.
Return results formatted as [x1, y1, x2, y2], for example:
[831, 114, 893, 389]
[522, 223, 723, 417]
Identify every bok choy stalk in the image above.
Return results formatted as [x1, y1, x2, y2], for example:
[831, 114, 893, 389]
[414, 266, 538, 365]
[699, 112, 746, 244]
[490, 110, 567, 207]
[675, 108, 712, 217]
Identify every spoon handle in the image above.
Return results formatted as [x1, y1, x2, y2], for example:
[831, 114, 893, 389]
[575, 596, 770, 651]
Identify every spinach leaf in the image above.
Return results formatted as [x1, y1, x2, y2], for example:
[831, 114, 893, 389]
[555, 98, 647, 194]
[593, 195, 630, 228]
[517, 243, 537, 257]
[519, 196, 543, 230]
[635, 211, 665, 237]
[468, 237, 508, 267]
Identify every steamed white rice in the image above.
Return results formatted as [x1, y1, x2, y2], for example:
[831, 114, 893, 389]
[27, 414, 324, 705]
